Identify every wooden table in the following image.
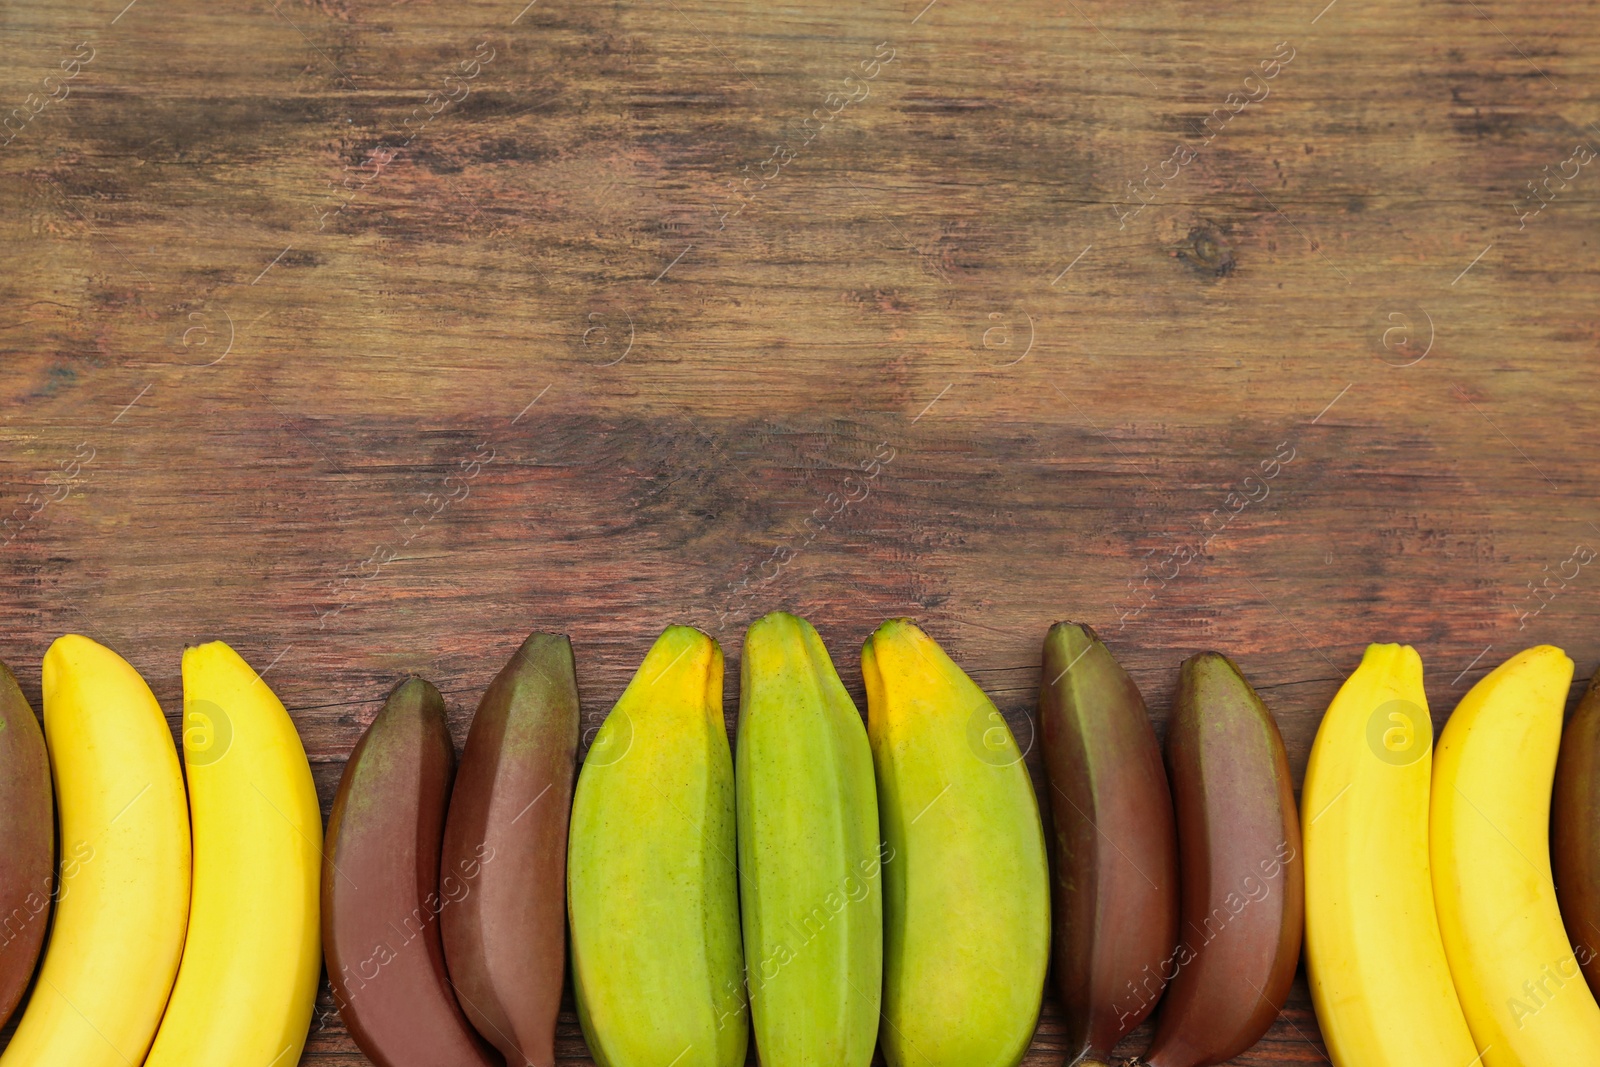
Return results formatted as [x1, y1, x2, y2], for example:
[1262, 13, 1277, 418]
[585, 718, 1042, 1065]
[3, 0, 1598, 1061]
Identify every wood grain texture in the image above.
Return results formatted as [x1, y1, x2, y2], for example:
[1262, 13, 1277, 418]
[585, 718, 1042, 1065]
[3, 0, 1599, 1061]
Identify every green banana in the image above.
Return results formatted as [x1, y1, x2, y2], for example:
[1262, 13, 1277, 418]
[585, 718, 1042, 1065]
[568, 626, 747, 1067]
[862, 618, 1050, 1067]
[737, 611, 882, 1067]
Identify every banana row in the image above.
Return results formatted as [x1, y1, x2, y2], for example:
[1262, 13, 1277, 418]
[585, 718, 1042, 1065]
[0, 623, 1597, 1067]
[299, 614, 1298, 1067]
[327, 615, 1305, 1067]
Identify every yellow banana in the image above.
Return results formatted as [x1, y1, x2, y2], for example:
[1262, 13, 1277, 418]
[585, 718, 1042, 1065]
[0, 635, 190, 1067]
[1431, 645, 1600, 1066]
[1302, 643, 1477, 1067]
[144, 641, 323, 1067]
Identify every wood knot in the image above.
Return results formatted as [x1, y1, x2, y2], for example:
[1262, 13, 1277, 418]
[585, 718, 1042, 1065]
[1176, 223, 1235, 278]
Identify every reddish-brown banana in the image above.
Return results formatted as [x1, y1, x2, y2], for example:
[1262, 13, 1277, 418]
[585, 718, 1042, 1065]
[1139, 652, 1303, 1067]
[1040, 622, 1179, 1066]
[0, 659, 53, 1028]
[323, 676, 497, 1067]
[1553, 669, 1600, 993]
[441, 632, 579, 1067]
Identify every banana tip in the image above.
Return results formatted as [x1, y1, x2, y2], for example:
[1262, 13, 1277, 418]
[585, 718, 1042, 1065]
[181, 639, 238, 662]
[1182, 648, 1238, 672]
[517, 629, 572, 643]
[660, 623, 714, 643]
[748, 610, 811, 642]
[390, 674, 438, 695]
[864, 616, 921, 648]
[751, 608, 803, 625]
[45, 633, 97, 656]
[43, 634, 120, 680]
[1047, 619, 1099, 639]
[1043, 621, 1104, 669]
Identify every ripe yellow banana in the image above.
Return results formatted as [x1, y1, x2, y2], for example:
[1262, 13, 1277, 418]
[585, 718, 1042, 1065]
[144, 641, 323, 1067]
[1301, 643, 1476, 1067]
[1431, 645, 1600, 1066]
[0, 635, 190, 1067]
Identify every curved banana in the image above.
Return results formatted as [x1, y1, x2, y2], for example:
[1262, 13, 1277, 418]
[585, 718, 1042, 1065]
[144, 641, 323, 1067]
[325, 677, 498, 1067]
[1141, 652, 1302, 1067]
[1432, 645, 1600, 1065]
[441, 632, 580, 1067]
[568, 626, 747, 1067]
[1302, 643, 1476, 1067]
[863, 618, 1049, 1067]
[0, 635, 190, 1067]
[737, 611, 882, 1067]
[1039, 622, 1178, 1064]
[1553, 670, 1600, 995]
[0, 659, 53, 1029]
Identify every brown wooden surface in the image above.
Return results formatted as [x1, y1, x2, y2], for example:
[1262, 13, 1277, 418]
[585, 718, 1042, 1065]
[3, 0, 1600, 1061]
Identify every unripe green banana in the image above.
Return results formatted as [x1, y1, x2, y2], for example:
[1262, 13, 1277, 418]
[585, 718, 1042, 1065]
[862, 618, 1049, 1067]
[737, 611, 882, 1067]
[568, 626, 747, 1067]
